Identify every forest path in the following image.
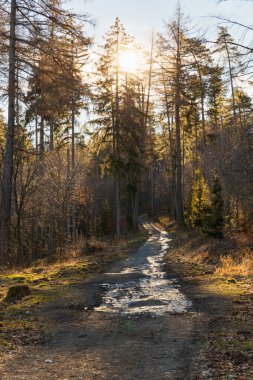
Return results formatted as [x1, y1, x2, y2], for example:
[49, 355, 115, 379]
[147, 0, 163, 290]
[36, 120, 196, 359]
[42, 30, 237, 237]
[0, 223, 206, 379]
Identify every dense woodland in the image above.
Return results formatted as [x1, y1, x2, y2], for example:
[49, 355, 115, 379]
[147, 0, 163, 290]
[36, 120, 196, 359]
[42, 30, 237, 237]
[0, 0, 252, 266]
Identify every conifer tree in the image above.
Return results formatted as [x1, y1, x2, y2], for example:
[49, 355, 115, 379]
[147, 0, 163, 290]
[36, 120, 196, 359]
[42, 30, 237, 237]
[93, 18, 134, 238]
[0, 0, 91, 263]
[188, 169, 211, 229]
[157, 7, 193, 227]
[207, 65, 225, 134]
[209, 175, 224, 237]
[215, 27, 245, 133]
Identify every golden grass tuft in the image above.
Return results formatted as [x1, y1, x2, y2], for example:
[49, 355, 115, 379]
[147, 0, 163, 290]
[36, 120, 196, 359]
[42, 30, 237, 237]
[216, 253, 253, 277]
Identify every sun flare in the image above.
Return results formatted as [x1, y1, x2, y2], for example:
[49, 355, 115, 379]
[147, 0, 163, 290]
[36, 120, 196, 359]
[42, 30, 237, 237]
[118, 50, 143, 73]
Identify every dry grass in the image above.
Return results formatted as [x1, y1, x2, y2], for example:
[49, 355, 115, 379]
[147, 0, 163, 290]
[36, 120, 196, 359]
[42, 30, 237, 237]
[0, 231, 148, 355]
[159, 215, 253, 278]
[0, 230, 148, 303]
[216, 253, 253, 277]
[156, 215, 176, 232]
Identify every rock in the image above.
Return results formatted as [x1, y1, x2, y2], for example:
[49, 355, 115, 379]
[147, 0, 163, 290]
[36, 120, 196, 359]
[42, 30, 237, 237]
[78, 332, 87, 338]
[4, 285, 31, 303]
[234, 275, 243, 281]
[227, 278, 237, 284]
[33, 268, 44, 274]
[45, 359, 53, 364]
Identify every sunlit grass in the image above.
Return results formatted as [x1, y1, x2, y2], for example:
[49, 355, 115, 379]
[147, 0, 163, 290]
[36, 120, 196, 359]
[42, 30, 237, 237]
[216, 254, 253, 277]
[231, 339, 253, 353]
[0, 231, 148, 337]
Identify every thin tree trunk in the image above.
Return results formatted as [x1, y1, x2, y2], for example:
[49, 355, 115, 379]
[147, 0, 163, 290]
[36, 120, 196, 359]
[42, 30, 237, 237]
[40, 116, 44, 159]
[71, 107, 76, 241]
[146, 36, 155, 217]
[150, 164, 155, 216]
[144, 35, 153, 132]
[35, 113, 38, 154]
[193, 57, 206, 144]
[161, 62, 177, 218]
[175, 23, 185, 228]
[225, 41, 237, 133]
[49, 115, 54, 151]
[140, 85, 146, 214]
[133, 192, 139, 232]
[115, 21, 121, 239]
[67, 141, 71, 241]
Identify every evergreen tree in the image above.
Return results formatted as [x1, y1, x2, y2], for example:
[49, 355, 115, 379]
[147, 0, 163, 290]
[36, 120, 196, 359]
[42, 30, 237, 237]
[209, 175, 224, 237]
[0, 0, 91, 263]
[121, 77, 143, 231]
[188, 169, 211, 229]
[215, 27, 246, 133]
[207, 65, 225, 135]
[93, 18, 138, 237]
[157, 7, 192, 228]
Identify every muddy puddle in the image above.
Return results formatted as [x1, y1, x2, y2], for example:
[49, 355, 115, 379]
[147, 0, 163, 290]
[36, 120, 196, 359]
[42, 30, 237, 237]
[95, 223, 192, 317]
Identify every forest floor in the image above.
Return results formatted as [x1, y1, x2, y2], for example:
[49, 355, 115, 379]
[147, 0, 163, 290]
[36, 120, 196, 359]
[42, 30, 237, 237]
[160, 217, 253, 379]
[0, 222, 252, 379]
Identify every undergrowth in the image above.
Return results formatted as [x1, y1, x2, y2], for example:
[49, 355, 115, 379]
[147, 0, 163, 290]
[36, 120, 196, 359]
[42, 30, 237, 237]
[157, 215, 253, 278]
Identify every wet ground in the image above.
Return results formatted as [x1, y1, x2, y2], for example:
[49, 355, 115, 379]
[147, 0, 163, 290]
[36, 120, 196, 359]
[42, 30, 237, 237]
[96, 223, 192, 316]
[0, 223, 206, 379]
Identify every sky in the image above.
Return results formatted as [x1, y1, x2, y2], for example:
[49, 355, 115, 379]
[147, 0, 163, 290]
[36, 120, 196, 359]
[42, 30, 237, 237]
[69, 0, 253, 46]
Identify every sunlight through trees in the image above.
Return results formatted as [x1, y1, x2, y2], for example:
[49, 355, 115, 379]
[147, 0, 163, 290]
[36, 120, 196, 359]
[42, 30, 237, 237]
[0, 1, 252, 265]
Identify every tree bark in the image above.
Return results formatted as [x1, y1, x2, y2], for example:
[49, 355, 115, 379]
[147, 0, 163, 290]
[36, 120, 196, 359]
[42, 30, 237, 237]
[71, 107, 76, 241]
[175, 20, 185, 228]
[225, 41, 237, 133]
[161, 65, 177, 218]
[49, 115, 54, 151]
[40, 116, 45, 159]
[1, 0, 17, 263]
[115, 20, 121, 239]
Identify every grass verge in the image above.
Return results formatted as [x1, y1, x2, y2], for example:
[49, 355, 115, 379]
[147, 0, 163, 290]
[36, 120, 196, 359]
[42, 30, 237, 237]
[0, 230, 147, 356]
[157, 216, 253, 379]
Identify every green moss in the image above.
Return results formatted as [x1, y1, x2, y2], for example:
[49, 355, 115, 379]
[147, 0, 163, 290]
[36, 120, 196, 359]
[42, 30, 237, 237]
[241, 341, 253, 352]
[4, 285, 31, 303]
[231, 339, 253, 352]
[0, 338, 13, 350]
[18, 291, 55, 306]
[7, 275, 27, 283]
[0, 233, 146, 354]
[226, 278, 237, 284]
[202, 281, 246, 296]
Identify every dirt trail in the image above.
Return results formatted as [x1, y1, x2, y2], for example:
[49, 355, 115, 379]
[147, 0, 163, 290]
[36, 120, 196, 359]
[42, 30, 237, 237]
[0, 224, 206, 379]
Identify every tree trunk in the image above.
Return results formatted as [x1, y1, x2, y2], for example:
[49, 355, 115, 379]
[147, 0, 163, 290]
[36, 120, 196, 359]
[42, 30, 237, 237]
[225, 42, 237, 133]
[0, 0, 17, 263]
[115, 22, 121, 239]
[161, 63, 177, 219]
[150, 164, 155, 216]
[49, 115, 54, 151]
[40, 116, 44, 159]
[71, 108, 76, 241]
[175, 95, 184, 227]
[175, 24, 185, 228]
[67, 144, 71, 240]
